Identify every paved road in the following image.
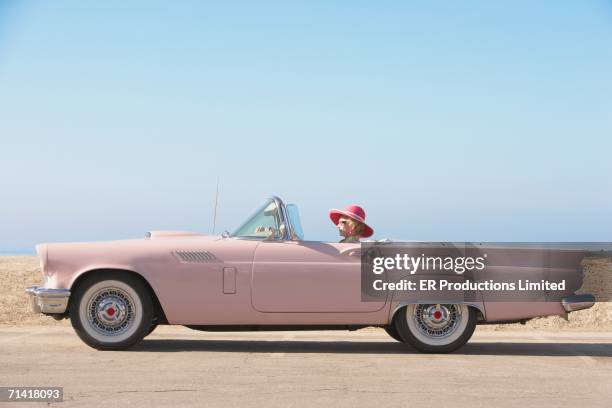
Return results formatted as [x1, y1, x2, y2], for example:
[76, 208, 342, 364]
[0, 326, 611, 407]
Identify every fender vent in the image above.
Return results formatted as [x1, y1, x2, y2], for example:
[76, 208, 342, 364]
[174, 250, 218, 263]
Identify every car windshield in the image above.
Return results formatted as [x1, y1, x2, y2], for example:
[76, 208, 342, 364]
[286, 204, 304, 240]
[231, 198, 282, 239]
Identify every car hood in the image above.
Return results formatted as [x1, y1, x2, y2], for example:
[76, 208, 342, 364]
[37, 233, 222, 273]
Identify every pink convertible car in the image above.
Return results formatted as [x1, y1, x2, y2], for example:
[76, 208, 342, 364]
[26, 196, 595, 353]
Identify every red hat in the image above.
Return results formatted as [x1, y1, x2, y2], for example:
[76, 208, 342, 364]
[329, 204, 374, 238]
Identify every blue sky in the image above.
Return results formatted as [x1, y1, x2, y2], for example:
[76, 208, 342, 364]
[1, 1, 611, 251]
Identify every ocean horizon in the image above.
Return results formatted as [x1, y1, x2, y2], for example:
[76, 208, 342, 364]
[0, 249, 36, 256]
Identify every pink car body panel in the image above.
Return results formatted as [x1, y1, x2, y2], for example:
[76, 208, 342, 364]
[37, 231, 575, 326]
[252, 241, 386, 313]
[39, 234, 391, 325]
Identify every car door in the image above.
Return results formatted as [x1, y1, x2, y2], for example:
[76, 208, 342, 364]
[251, 240, 386, 313]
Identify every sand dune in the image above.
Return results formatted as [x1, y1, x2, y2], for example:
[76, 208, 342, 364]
[0, 256, 69, 326]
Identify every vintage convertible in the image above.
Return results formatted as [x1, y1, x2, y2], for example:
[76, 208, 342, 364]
[26, 196, 595, 353]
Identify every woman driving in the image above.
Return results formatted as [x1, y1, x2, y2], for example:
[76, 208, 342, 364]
[329, 204, 374, 243]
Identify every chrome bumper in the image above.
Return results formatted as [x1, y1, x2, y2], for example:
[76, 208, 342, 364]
[562, 294, 595, 313]
[25, 285, 71, 314]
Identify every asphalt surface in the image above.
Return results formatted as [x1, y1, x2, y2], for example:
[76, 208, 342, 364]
[0, 326, 611, 407]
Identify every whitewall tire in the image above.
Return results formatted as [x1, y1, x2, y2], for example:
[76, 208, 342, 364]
[395, 304, 476, 353]
[69, 272, 154, 350]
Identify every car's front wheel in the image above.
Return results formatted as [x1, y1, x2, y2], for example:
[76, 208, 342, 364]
[395, 304, 476, 353]
[69, 272, 154, 350]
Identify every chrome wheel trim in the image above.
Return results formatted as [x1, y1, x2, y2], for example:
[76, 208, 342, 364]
[88, 288, 133, 335]
[406, 304, 469, 346]
[78, 280, 143, 343]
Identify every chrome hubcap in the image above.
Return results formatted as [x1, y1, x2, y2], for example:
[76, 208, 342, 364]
[413, 304, 461, 339]
[87, 288, 135, 336]
[96, 297, 127, 326]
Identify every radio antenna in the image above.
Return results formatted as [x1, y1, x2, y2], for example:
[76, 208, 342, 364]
[212, 176, 220, 234]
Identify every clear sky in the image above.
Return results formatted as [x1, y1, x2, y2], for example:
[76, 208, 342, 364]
[1, 1, 611, 252]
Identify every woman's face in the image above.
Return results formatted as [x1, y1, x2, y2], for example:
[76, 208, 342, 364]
[337, 216, 357, 237]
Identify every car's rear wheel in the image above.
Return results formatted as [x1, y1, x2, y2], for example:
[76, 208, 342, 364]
[395, 304, 476, 353]
[69, 272, 154, 350]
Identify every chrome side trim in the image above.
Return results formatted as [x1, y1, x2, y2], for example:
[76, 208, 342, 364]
[25, 285, 71, 314]
[562, 294, 595, 312]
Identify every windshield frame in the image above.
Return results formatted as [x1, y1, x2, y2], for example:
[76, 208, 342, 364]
[229, 196, 301, 241]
